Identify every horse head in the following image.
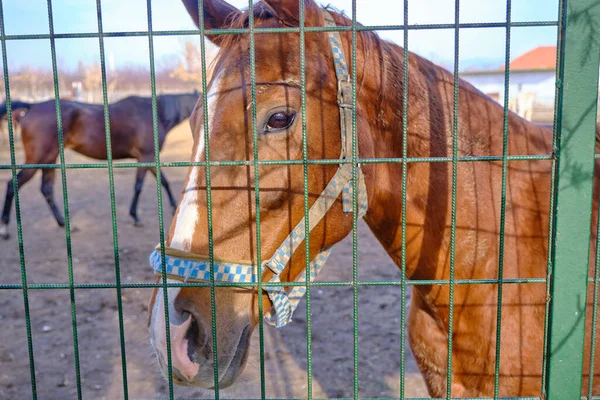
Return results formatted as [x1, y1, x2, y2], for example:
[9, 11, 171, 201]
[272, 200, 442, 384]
[148, 0, 373, 388]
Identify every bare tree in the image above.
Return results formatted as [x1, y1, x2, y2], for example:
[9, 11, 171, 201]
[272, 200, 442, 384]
[169, 40, 218, 89]
[0, 41, 217, 104]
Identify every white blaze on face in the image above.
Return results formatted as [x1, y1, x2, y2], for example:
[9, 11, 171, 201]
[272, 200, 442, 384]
[170, 71, 223, 251]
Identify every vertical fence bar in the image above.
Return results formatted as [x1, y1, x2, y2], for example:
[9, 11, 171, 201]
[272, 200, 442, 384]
[247, 1, 266, 398]
[45, 1, 83, 398]
[0, 2, 37, 397]
[541, 0, 565, 393]
[298, 1, 312, 399]
[94, 2, 129, 397]
[194, 1, 221, 398]
[493, 0, 512, 397]
[446, 0, 461, 398]
[545, 0, 600, 398]
[144, 2, 173, 399]
[350, 1, 360, 398]
[399, 0, 409, 397]
[589, 199, 600, 399]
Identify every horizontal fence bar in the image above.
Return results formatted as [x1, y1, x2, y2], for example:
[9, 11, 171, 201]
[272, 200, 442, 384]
[5, 277, 599, 291]
[5, 397, 575, 400]
[0, 154, 554, 170]
[123, 397, 543, 400]
[0, 20, 558, 41]
[3, 276, 598, 290]
[0, 277, 553, 290]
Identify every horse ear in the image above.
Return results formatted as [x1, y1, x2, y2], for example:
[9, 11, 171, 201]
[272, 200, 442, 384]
[182, 0, 241, 45]
[261, 0, 320, 26]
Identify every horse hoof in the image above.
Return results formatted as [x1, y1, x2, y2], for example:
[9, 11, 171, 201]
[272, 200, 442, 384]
[70, 226, 80, 233]
[0, 224, 9, 240]
[133, 220, 144, 228]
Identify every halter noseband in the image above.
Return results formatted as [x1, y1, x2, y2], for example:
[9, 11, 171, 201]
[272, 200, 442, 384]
[149, 10, 368, 328]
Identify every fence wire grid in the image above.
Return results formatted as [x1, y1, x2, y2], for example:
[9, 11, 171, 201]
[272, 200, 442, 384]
[0, 0, 599, 399]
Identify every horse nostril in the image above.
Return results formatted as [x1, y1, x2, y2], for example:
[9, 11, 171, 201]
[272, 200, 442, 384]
[185, 314, 200, 357]
[181, 307, 211, 360]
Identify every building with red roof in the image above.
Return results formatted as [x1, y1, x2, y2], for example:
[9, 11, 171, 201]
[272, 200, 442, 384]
[460, 46, 560, 122]
[503, 45, 557, 72]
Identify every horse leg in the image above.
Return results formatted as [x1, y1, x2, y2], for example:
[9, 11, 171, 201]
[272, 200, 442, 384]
[150, 168, 178, 214]
[40, 169, 64, 227]
[130, 167, 148, 227]
[1, 169, 37, 239]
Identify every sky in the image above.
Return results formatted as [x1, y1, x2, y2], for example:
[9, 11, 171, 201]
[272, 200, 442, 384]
[4, 0, 559, 72]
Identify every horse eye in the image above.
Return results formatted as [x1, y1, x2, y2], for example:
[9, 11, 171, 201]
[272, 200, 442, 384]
[265, 111, 295, 132]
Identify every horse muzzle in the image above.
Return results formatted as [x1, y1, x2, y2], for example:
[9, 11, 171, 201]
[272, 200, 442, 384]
[149, 283, 252, 388]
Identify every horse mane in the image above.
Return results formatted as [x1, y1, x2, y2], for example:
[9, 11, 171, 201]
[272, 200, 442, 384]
[205, 2, 411, 160]
[206, 3, 280, 82]
[209, 3, 505, 158]
[209, 3, 392, 106]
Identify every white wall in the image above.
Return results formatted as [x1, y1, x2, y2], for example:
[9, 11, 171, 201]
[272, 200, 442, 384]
[460, 70, 556, 104]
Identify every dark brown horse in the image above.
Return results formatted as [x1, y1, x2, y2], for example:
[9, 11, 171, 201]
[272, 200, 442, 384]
[146, 0, 599, 396]
[0, 93, 199, 239]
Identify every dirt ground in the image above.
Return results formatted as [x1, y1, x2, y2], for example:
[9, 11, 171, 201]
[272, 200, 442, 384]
[0, 122, 430, 399]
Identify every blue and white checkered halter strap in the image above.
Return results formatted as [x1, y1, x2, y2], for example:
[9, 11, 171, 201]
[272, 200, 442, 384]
[149, 9, 368, 328]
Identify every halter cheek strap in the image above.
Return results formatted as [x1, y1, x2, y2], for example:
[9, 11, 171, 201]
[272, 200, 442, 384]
[149, 9, 368, 328]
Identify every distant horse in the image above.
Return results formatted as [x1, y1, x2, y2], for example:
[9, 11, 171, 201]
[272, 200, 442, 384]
[147, 0, 599, 397]
[0, 93, 199, 239]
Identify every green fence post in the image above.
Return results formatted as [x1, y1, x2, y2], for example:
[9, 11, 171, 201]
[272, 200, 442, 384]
[545, 1, 600, 399]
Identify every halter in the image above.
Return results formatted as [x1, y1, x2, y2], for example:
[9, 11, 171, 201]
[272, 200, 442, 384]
[149, 10, 368, 328]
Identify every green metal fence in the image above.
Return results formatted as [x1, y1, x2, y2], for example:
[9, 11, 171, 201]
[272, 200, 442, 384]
[0, 0, 599, 399]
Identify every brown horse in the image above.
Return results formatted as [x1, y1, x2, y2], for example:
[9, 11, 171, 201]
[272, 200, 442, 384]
[0, 93, 199, 239]
[147, 0, 600, 396]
